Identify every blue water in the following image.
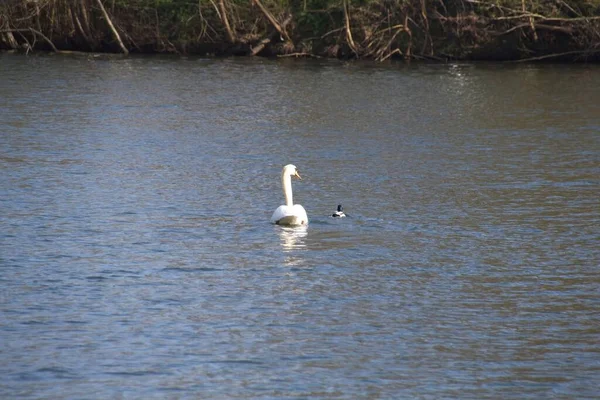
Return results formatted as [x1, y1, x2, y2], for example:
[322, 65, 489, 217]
[1, 54, 599, 399]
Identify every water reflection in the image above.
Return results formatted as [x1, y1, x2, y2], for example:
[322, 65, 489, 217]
[277, 225, 308, 252]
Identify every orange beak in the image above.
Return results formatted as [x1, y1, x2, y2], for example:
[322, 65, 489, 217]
[294, 171, 302, 180]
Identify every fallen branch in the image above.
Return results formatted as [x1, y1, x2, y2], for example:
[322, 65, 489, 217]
[250, 14, 292, 56]
[420, 0, 432, 54]
[475, 9, 600, 22]
[522, 0, 537, 41]
[343, 0, 358, 55]
[494, 13, 545, 21]
[2, 30, 20, 49]
[379, 48, 401, 62]
[218, 0, 236, 43]
[277, 52, 322, 58]
[95, 0, 128, 54]
[510, 49, 600, 62]
[321, 27, 344, 39]
[15, 30, 32, 54]
[372, 24, 404, 36]
[252, 0, 290, 41]
[404, 14, 412, 59]
[207, 0, 222, 21]
[0, 28, 58, 52]
[375, 24, 404, 61]
[250, 37, 271, 56]
[535, 16, 600, 22]
[73, 11, 94, 50]
[79, 0, 94, 42]
[494, 23, 574, 36]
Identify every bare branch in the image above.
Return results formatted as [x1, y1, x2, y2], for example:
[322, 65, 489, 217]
[493, 23, 574, 36]
[251, 0, 290, 41]
[218, 0, 235, 43]
[1, 28, 58, 52]
[95, 0, 128, 54]
[511, 49, 600, 62]
[320, 27, 344, 39]
[277, 52, 322, 58]
[343, 0, 358, 55]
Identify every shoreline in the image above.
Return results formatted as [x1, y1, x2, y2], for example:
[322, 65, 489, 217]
[3, 47, 599, 64]
[2, 0, 599, 63]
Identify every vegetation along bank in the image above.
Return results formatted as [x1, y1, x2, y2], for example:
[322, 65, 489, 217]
[1, 0, 600, 61]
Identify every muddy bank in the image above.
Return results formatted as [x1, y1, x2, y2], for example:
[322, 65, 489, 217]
[1, 0, 599, 62]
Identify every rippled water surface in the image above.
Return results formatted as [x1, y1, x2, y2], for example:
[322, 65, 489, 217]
[1, 54, 599, 399]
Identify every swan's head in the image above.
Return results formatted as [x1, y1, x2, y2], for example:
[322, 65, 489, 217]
[283, 164, 302, 180]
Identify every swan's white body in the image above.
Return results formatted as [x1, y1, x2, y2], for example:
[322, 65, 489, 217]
[271, 164, 308, 226]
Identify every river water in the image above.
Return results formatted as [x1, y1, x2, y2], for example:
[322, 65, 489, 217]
[1, 54, 599, 399]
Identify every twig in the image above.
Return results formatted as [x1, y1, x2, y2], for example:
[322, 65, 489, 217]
[277, 52, 322, 58]
[510, 49, 600, 62]
[494, 12, 545, 21]
[379, 48, 401, 62]
[372, 24, 404, 36]
[557, 0, 583, 18]
[542, 16, 600, 22]
[494, 23, 573, 36]
[321, 27, 344, 39]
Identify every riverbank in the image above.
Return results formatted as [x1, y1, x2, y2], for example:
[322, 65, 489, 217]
[1, 0, 600, 62]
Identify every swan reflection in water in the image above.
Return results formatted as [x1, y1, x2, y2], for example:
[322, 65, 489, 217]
[278, 225, 308, 252]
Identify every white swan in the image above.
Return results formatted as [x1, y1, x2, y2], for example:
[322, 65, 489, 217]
[271, 164, 308, 226]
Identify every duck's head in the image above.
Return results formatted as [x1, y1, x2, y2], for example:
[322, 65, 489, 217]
[337, 204, 343, 212]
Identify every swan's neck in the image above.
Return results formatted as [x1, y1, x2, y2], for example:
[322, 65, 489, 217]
[282, 172, 293, 206]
